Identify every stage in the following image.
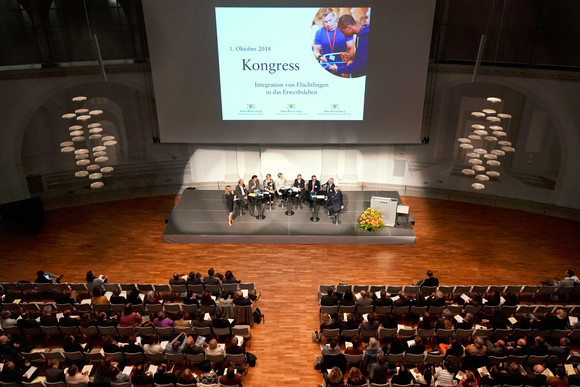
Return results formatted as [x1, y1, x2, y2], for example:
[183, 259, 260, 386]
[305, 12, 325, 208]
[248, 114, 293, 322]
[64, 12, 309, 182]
[162, 189, 415, 245]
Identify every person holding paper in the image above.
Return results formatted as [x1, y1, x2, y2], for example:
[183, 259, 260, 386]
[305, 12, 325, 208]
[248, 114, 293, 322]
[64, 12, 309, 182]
[355, 290, 373, 308]
[34, 270, 64, 284]
[142, 335, 165, 355]
[131, 365, 154, 387]
[65, 364, 90, 383]
[219, 366, 243, 386]
[328, 14, 369, 78]
[169, 272, 187, 286]
[153, 363, 177, 385]
[59, 310, 80, 327]
[183, 335, 205, 355]
[391, 365, 414, 386]
[0, 361, 23, 383]
[86, 270, 107, 290]
[226, 336, 245, 355]
[110, 288, 127, 305]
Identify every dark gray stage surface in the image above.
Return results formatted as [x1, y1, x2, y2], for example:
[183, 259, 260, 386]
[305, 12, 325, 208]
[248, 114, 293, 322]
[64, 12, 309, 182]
[163, 190, 415, 245]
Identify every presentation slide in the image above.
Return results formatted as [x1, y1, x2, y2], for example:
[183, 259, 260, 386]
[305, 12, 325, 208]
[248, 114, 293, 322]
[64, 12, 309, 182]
[142, 0, 435, 145]
[215, 8, 370, 120]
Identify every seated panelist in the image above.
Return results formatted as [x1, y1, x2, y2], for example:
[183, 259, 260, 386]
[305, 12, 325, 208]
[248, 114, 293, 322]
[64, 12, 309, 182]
[322, 177, 335, 194]
[307, 175, 321, 206]
[326, 186, 343, 221]
[293, 174, 307, 204]
[263, 174, 276, 205]
[247, 175, 260, 217]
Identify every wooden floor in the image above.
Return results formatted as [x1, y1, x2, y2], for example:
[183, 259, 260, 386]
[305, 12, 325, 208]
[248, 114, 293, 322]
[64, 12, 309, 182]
[1, 195, 579, 386]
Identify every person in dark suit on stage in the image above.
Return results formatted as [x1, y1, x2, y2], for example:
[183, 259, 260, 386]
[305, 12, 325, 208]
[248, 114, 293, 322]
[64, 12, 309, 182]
[224, 185, 235, 227]
[326, 186, 343, 222]
[322, 177, 335, 195]
[234, 179, 249, 215]
[247, 175, 260, 217]
[293, 174, 306, 207]
[307, 175, 321, 207]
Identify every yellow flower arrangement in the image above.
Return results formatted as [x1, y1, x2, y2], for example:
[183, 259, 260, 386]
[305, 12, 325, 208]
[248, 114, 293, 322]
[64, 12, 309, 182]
[355, 207, 386, 233]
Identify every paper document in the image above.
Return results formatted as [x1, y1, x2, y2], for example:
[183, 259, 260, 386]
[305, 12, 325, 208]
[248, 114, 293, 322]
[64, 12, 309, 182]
[235, 335, 244, 346]
[122, 366, 133, 375]
[478, 367, 489, 377]
[23, 366, 37, 379]
[82, 365, 93, 375]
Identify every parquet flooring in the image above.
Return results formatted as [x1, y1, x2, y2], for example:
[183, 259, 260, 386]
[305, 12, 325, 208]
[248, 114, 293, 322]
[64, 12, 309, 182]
[1, 194, 579, 386]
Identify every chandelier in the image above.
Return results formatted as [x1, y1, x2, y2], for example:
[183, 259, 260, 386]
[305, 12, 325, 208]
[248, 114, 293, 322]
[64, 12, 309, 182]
[458, 96, 515, 190]
[59, 96, 117, 189]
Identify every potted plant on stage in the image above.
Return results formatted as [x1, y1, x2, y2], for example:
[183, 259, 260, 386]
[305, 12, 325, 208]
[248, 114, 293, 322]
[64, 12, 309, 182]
[355, 207, 386, 233]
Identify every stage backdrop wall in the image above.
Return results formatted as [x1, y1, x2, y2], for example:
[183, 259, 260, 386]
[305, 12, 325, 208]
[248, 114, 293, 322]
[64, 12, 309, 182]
[1, 68, 579, 212]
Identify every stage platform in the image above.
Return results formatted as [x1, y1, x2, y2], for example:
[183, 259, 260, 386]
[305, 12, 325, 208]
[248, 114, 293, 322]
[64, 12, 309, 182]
[163, 189, 415, 245]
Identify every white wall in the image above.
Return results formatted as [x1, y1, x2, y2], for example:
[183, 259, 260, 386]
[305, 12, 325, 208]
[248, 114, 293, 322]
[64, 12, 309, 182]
[1, 67, 579, 213]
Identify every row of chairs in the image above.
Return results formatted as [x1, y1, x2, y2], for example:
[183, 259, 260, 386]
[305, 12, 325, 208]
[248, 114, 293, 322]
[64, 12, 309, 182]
[320, 304, 580, 319]
[2, 301, 226, 315]
[0, 382, 131, 387]
[318, 284, 580, 300]
[1, 282, 256, 297]
[0, 382, 227, 387]
[22, 348, 247, 370]
[321, 325, 580, 343]
[3, 323, 252, 342]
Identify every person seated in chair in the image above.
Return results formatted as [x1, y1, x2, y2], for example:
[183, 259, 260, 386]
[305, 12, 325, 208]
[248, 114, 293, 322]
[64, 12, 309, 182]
[307, 175, 321, 207]
[247, 175, 261, 216]
[293, 174, 307, 207]
[326, 186, 343, 222]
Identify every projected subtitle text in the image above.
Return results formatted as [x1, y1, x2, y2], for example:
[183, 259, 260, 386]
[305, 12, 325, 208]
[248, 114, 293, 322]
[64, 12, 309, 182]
[254, 81, 329, 95]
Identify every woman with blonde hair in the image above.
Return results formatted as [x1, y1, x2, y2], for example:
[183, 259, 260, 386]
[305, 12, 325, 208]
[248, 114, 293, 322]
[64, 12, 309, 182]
[224, 185, 235, 227]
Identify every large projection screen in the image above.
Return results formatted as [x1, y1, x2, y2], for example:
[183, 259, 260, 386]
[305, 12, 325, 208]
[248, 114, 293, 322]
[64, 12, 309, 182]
[142, 0, 435, 145]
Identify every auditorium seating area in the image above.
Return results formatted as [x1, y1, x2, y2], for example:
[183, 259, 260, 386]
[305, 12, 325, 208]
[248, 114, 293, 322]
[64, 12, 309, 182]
[0, 271, 261, 387]
[314, 282, 580, 387]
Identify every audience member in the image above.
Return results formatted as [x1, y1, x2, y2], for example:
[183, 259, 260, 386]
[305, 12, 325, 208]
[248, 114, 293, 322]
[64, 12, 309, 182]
[65, 364, 90, 383]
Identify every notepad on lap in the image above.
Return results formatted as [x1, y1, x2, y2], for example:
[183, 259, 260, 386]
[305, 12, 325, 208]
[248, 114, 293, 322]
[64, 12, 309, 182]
[82, 365, 93, 375]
